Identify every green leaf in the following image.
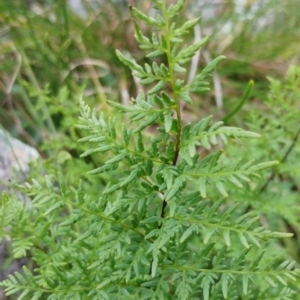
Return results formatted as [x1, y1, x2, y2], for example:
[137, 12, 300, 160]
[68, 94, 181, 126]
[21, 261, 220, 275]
[80, 145, 113, 157]
[161, 92, 174, 105]
[131, 7, 158, 26]
[188, 141, 196, 157]
[166, 176, 186, 201]
[173, 63, 186, 73]
[160, 64, 169, 77]
[43, 201, 64, 216]
[153, 95, 164, 108]
[17, 288, 31, 300]
[221, 127, 261, 138]
[146, 50, 164, 58]
[216, 181, 228, 197]
[122, 126, 131, 146]
[202, 275, 210, 300]
[247, 234, 261, 247]
[174, 17, 201, 36]
[228, 175, 243, 188]
[179, 149, 194, 166]
[148, 80, 167, 95]
[179, 91, 193, 104]
[166, 0, 186, 16]
[152, 32, 159, 45]
[145, 229, 159, 240]
[164, 112, 173, 132]
[221, 274, 229, 299]
[166, 140, 175, 161]
[120, 169, 139, 187]
[200, 55, 226, 77]
[144, 216, 162, 224]
[105, 152, 127, 164]
[180, 225, 196, 243]
[133, 20, 150, 44]
[269, 232, 294, 238]
[264, 276, 277, 287]
[242, 275, 249, 295]
[236, 173, 251, 182]
[140, 77, 156, 84]
[248, 161, 279, 171]
[159, 33, 167, 49]
[223, 230, 231, 247]
[238, 233, 250, 249]
[203, 229, 215, 244]
[103, 183, 121, 195]
[199, 177, 207, 198]
[151, 255, 158, 277]
[116, 50, 143, 73]
[177, 35, 210, 61]
[193, 115, 212, 133]
[133, 114, 158, 133]
[137, 132, 144, 153]
[201, 136, 211, 149]
[275, 275, 287, 286]
[144, 63, 152, 73]
[88, 164, 112, 175]
[45, 175, 53, 190]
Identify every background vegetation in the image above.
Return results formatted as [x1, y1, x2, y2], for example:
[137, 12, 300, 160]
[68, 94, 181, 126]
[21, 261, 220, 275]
[0, 0, 299, 299]
[1, 0, 299, 141]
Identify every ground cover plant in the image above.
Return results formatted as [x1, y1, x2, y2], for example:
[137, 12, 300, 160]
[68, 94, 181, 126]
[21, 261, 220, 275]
[1, 0, 300, 299]
[1, 0, 299, 140]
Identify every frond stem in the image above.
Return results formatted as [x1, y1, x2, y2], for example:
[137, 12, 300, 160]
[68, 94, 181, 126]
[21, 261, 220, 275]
[159, 0, 182, 220]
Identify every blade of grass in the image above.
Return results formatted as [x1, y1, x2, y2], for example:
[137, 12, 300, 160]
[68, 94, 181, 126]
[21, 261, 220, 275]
[222, 79, 254, 124]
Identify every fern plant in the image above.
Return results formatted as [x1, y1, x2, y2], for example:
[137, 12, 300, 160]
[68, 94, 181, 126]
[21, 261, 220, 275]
[225, 66, 300, 263]
[1, 1, 299, 299]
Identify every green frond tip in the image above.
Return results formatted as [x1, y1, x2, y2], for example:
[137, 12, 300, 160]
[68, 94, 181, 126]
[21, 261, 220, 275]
[115, 49, 143, 73]
[201, 55, 226, 75]
[174, 16, 201, 36]
[106, 100, 128, 112]
[248, 161, 279, 171]
[270, 232, 294, 238]
[131, 6, 158, 27]
[221, 127, 261, 138]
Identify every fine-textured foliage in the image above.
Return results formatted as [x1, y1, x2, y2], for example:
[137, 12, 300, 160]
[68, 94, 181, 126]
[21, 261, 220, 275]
[1, 1, 299, 299]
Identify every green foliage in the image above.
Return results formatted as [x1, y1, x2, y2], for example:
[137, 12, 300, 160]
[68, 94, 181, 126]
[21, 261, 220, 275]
[225, 66, 300, 263]
[1, 1, 300, 299]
